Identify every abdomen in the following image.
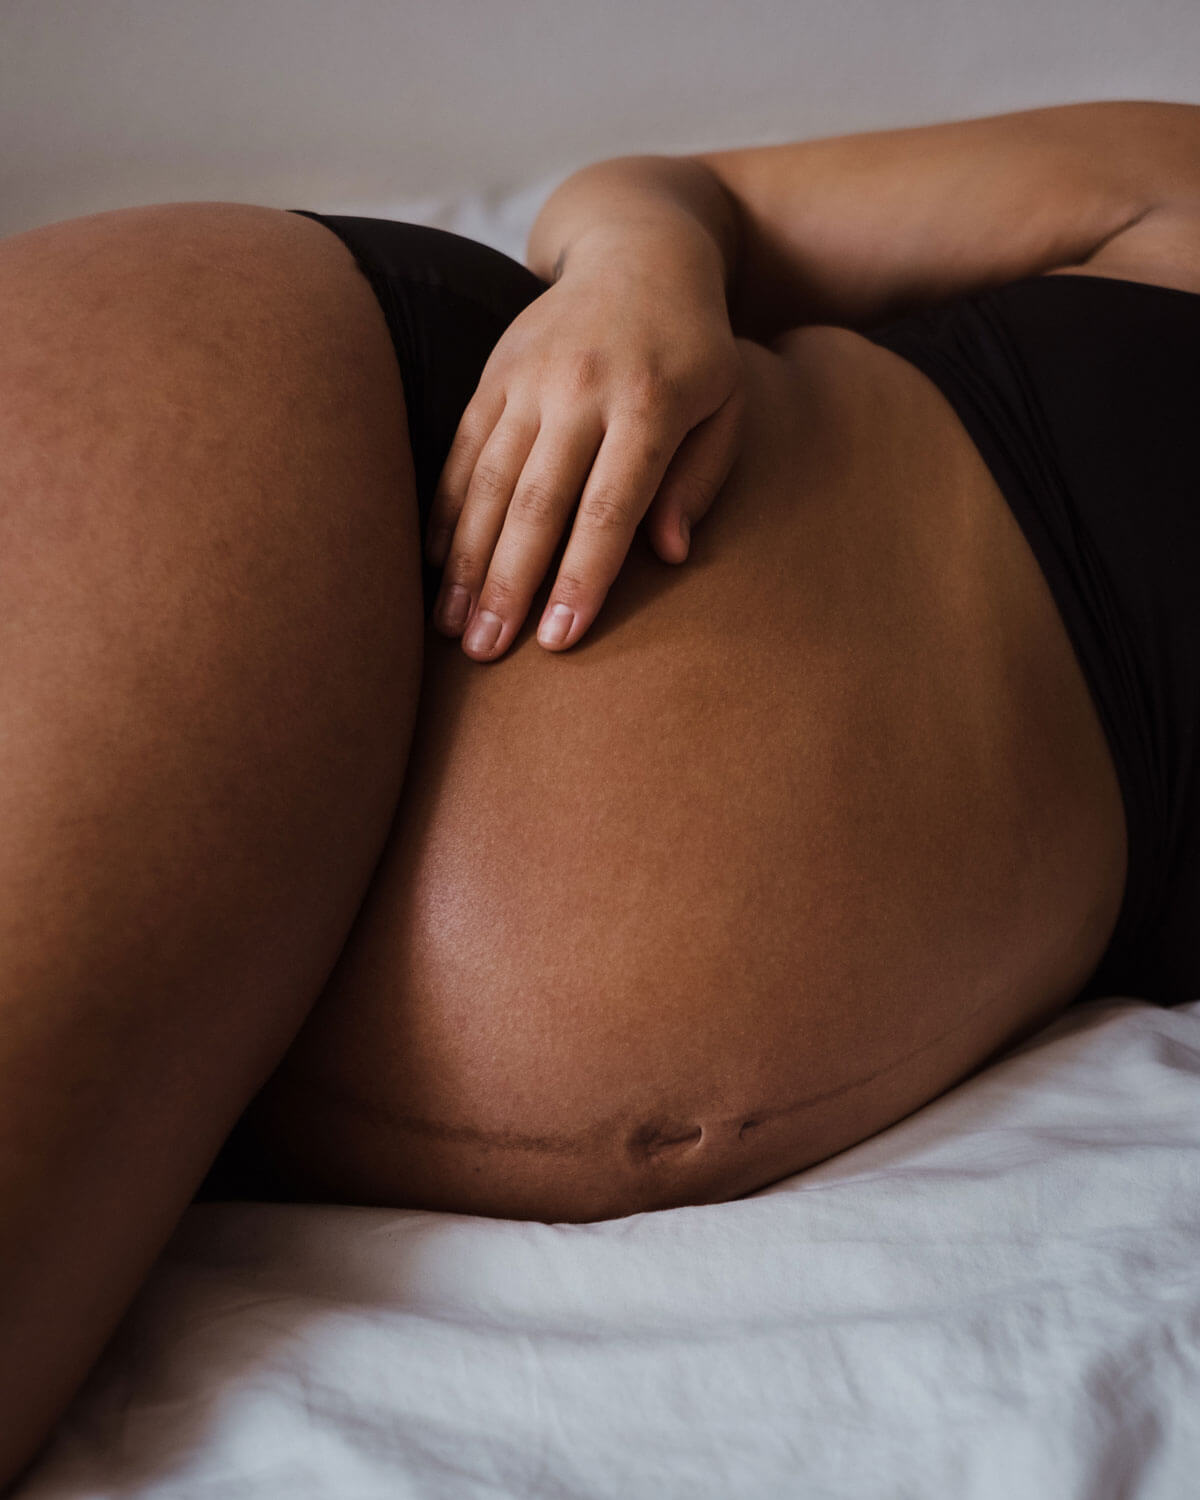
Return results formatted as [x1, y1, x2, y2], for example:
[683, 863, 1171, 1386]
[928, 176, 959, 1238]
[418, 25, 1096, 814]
[243, 330, 1127, 1222]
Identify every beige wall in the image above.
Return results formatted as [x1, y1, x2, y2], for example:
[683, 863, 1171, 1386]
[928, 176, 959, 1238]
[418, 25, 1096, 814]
[2, 0, 1198, 237]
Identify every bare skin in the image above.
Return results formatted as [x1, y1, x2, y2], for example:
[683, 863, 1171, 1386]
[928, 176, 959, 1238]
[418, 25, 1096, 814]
[227, 110, 1200, 1231]
[0, 201, 427, 1491]
[237, 299, 1129, 1224]
[1, 183, 1192, 1486]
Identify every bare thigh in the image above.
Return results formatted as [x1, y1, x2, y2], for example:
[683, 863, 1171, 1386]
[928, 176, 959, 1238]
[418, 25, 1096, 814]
[0, 202, 424, 1486]
[243, 327, 1127, 1225]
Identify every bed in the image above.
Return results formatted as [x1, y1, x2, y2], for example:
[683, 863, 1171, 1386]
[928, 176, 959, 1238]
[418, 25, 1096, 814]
[8, 11, 1200, 1491]
[16, 986, 1200, 1498]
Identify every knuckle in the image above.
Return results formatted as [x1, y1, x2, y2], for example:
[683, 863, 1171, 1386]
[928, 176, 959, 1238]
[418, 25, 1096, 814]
[614, 423, 670, 471]
[469, 460, 510, 503]
[638, 432, 670, 469]
[568, 347, 609, 395]
[548, 569, 590, 606]
[478, 572, 521, 612]
[633, 364, 672, 402]
[624, 362, 676, 415]
[580, 489, 630, 533]
[444, 548, 482, 587]
[509, 478, 562, 527]
[455, 401, 492, 444]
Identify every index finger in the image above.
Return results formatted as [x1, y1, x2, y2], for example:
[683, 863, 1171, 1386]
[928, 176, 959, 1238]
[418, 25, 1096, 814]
[535, 414, 679, 651]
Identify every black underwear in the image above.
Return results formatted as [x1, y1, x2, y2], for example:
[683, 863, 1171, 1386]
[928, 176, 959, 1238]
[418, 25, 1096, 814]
[863, 274, 1200, 1007]
[286, 211, 552, 621]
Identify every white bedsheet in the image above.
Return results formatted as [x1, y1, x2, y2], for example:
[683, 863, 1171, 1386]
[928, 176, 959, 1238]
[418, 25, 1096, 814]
[17, 994, 1200, 1499]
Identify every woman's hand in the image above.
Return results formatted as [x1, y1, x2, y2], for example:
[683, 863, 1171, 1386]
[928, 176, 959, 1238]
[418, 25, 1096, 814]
[423, 250, 746, 661]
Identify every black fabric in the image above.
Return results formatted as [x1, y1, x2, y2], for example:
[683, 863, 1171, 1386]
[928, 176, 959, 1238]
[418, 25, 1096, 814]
[287, 211, 552, 620]
[863, 273, 1200, 1007]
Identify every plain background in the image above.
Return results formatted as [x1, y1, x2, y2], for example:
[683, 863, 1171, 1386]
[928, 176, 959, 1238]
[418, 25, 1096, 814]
[3, 0, 1200, 243]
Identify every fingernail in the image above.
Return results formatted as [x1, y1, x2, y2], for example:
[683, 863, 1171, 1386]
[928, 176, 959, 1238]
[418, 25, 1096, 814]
[439, 584, 471, 632]
[464, 609, 503, 654]
[427, 526, 450, 566]
[538, 603, 575, 648]
[679, 517, 691, 548]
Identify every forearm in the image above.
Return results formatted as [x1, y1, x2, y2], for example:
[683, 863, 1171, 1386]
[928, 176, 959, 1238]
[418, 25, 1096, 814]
[693, 100, 1189, 334]
[528, 100, 1200, 339]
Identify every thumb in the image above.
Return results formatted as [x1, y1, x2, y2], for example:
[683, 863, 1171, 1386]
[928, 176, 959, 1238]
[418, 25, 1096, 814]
[645, 390, 744, 565]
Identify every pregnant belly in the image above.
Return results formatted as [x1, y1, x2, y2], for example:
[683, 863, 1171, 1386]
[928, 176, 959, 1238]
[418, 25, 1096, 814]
[243, 330, 1126, 1222]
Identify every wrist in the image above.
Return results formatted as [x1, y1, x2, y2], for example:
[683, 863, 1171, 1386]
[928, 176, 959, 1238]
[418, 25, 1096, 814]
[553, 212, 734, 315]
[527, 156, 739, 303]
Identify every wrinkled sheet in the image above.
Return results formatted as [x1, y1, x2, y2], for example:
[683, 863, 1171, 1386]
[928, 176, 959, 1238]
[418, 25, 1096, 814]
[18, 994, 1200, 1499]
